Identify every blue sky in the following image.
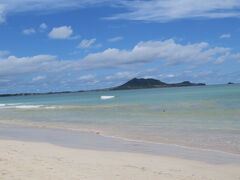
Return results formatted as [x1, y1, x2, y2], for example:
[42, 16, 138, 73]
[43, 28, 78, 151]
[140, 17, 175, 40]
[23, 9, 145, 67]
[0, 0, 240, 93]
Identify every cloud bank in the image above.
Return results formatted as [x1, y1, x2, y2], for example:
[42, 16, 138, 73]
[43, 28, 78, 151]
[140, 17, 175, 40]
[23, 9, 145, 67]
[1, 39, 238, 77]
[77, 39, 235, 70]
[1, 0, 240, 23]
[109, 0, 240, 22]
[0, 39, 239, 92]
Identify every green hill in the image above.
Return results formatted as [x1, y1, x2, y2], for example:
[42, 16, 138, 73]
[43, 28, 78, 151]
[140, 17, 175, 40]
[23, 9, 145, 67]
[113, 78, 205, 90]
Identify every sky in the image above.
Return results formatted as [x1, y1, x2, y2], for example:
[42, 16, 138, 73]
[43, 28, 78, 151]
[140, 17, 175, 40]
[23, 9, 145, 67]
[0, 0, 240, 93]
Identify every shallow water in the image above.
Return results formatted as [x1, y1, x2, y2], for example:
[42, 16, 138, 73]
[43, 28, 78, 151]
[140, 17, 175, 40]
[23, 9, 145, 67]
[0, 84, 240, 154]
[1, 125, 240, 164]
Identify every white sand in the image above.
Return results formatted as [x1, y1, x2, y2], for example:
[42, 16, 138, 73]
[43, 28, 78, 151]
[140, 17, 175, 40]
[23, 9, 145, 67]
[0, 139, 240, 180]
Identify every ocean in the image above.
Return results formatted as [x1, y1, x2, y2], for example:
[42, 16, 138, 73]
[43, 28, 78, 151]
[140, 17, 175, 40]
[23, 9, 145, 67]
[0, 84, 240, 154]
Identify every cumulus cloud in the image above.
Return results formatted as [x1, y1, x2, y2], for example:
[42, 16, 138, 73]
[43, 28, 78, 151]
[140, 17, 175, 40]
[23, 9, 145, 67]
[0, 55, 59, 76]
[107, 36, 123, 42]
[0, 50, 9, 57]
[106, 71, 137, 81]
[48, 26, 73, 39]
[22, 28, 36, 35]
[215, 53, 240, 64]
[0, 39, 238, 77]
[77, 38, 97, 48]
[0, 39, 239, 92]
[166, 74, 176, 78]
[76, 39, 233, 70]
[220, 33, 231, 39]
[40, 23, 47, 30]
[104, 70, 179, 85]
[78, 74, 96, 81]
[31, 75, 46, 82]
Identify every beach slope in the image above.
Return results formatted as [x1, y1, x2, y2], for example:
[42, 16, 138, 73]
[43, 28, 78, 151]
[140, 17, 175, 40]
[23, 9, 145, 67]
[0, 140, 239, 180]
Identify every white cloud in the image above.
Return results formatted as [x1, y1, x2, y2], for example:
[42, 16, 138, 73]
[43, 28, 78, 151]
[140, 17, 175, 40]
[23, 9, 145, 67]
[107, 36, 123, 42]
[48, 26, 73, 39]
[1, 0, 240, 24]
[22, 28, 36, 35]
[32, 75, 46, 82]
[40, 23, 47, 30]
[166, 74, 176, 78]
[69, 35, 81, 40]
[0, 54, 58, 76]
[0, 39, 239, 83]
[0, 79, 10, 83]
[220, 34, 231, 39]
[0, 50, 9, 57]
[0, 0, 109, 23]
[105, 69, 164, 83]
[107, 0, 240, 22]
[78, 74, 96, 81]
[0, 38, 240, 92]
[215, 53, 240, 64]
[106, 71, 137, 80]
[77, 39, 233, 70]
[77, 38, 96, 48]
[0, 16, 4, 23]
[0, 4, 5, 23]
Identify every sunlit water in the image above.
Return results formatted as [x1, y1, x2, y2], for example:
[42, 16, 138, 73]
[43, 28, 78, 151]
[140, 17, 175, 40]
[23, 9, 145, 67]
[0, 84, 240, 154]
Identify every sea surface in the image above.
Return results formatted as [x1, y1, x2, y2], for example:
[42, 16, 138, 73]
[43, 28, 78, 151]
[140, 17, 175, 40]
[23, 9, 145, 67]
[0, 84, 240, 154]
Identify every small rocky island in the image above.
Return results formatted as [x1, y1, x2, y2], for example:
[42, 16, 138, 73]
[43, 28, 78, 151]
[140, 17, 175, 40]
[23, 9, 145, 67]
[112, 78, 205, 90]
[0, 78, 206, 97]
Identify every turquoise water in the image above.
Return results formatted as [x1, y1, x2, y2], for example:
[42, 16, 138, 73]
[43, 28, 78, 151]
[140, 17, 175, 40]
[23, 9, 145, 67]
[0, 84, 240, 154]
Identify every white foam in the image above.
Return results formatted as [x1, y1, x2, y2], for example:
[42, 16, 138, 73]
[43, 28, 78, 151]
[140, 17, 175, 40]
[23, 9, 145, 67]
[0, 103, 23, 109]
[8, 103, 22, 105]
[0, 103, 57, 110]
[0, 103, 57, 109]
[44, 106, 56, 109]
[15, 105, 43, 109]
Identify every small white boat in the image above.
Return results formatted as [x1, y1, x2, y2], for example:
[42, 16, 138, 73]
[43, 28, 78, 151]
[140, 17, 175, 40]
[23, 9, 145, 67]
[100, 96, 115, 100]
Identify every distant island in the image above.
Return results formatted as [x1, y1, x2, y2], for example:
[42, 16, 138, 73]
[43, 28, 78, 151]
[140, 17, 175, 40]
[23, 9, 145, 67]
[0, 78, 205, 97]
[112, 78, 205, 90]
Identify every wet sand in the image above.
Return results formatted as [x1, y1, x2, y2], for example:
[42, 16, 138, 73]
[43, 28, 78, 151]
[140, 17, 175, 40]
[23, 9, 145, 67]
[0, 125, 240, 180]
[1, 139, 240, 180]
[0, 125, 240, 164]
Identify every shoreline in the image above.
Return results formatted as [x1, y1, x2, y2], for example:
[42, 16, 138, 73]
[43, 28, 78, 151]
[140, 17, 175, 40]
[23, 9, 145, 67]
[0, 124, 240, 165]
[0, 78, 207, 97]
[1, 139, 240, 180]
[1, 120, 240, 157]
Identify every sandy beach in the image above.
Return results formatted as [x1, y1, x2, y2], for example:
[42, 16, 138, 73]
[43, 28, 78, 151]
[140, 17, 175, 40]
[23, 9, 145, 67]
[1, 0, 240, 179]
[0, 139, 240, 180]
